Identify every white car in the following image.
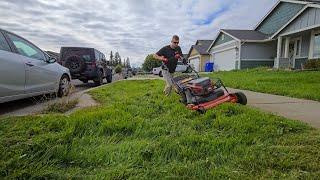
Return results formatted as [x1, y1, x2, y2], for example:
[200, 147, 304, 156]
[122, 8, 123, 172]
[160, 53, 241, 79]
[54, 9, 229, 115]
[0, 28, 71, 103]
[153, 62, 192, 77]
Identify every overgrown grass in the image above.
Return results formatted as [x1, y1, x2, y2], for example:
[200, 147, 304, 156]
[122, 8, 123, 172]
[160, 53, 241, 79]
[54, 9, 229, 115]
[202, 68, 320, 101]
[0, 80, 319, 179]
[41, 99, 78, 114]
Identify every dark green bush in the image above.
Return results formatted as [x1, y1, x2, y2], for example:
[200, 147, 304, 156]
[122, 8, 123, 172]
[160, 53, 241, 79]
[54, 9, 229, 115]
[304, 59, 320, 70]
[115, 65, 122, 73]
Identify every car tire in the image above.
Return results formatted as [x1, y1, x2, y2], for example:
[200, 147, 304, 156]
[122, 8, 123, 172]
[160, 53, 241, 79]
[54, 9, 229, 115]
[159, 71, 163, 77]
[235, 92, 247, 105]
[57, 75, 70, 97]
[106, 74, 112, 83]
[94, 70, 103, 86]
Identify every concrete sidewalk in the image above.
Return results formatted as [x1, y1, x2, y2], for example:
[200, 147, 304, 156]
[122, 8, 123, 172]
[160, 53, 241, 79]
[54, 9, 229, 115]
[229, 88, 320, 128]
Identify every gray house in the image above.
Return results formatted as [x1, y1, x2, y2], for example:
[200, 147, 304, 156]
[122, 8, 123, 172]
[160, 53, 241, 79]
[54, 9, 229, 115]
[208, 0, 320, 71]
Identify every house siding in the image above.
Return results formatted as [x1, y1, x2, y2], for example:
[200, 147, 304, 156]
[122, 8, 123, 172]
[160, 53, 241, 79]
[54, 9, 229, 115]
[188, 48, 211, 72]
[190, 48, 199, 57]
[295, 57, 308, 69]
[302, 32, 311, 57]
[200, 55, 211, 72]
[241, 61, 274, 69]
[256, 2, 304, 35]
[279, 57, 290, 68]
[280, 7, 320, 35]
[241, 42, 277, 60]
[210, 40, 238, 54]
[213, 33, 234, 46]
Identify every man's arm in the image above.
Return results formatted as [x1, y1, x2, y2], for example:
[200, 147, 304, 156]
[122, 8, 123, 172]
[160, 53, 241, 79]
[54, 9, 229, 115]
[154, 47, 167, 61]
[153, 53, 166, 61]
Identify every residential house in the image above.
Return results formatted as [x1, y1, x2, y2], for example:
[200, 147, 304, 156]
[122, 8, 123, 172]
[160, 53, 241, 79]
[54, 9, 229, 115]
[187, 40, 213, 72]
[208, 0, 320, 71]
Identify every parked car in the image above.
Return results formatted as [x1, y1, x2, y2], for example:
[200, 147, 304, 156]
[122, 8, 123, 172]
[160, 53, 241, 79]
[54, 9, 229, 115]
[59, 47, 112, 86]
[131, 68, 137, 76]
[153, 62, 192, 77]
[0, 29, 71, 103]
[122, 68, 133, 79]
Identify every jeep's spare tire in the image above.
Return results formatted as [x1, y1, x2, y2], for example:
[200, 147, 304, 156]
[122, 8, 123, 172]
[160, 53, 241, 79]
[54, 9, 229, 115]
[65, 55, 85, 73]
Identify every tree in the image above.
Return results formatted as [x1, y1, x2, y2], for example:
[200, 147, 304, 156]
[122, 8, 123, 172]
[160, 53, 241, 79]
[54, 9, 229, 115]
[126, 57, 131, 68]
[109, 51, 114, 66]
[114, 52, 121, 66]
[142, 54, 162, 72]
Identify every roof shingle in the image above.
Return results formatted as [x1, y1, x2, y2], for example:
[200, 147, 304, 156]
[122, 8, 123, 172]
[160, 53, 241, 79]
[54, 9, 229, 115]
[222, 29, 269, 41]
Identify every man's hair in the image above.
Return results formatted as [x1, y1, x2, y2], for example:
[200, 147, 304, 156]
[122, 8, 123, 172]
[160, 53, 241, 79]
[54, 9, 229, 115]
[172, 35, 179, 41]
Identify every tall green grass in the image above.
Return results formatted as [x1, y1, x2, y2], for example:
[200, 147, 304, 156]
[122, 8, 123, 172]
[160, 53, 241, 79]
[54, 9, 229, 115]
[0, 80, 319, 179]
[202, 68, 320, 101]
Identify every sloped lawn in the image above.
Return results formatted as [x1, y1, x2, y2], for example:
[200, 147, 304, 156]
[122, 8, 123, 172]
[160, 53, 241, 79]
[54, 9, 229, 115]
[0, 80, 319, 179]
[202, 68, 320, 101]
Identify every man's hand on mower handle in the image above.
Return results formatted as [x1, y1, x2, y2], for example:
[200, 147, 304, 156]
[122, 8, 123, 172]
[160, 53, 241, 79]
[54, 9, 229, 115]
[161, 56, 168, 64]
[174, 53, 181, 60]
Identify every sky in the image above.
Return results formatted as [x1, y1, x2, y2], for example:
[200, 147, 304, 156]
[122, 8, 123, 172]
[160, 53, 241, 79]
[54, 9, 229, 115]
[0, 0, 278, 67]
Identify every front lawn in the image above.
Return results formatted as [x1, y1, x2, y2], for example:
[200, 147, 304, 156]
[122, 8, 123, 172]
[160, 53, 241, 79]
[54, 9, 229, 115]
[0, 80, 319, 179]
[202, 68, 320, 101]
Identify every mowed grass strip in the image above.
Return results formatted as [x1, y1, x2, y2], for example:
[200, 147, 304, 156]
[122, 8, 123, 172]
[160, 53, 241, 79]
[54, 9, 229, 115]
[202, 68, 320, 101]
[0, 80, 319, 179]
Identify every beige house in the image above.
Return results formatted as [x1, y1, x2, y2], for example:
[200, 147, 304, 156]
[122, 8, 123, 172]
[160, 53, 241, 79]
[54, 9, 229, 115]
[187, 40, 213, 72]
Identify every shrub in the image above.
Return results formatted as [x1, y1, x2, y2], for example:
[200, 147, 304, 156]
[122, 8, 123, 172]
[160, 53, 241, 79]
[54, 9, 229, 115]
[304, 59, 320, 70]
[142, 54, 162, 72]
[115, 65, 122, 73]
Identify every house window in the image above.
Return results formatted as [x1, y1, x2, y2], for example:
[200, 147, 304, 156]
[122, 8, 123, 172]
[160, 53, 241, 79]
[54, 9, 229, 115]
[313, 33, 320, 57]
[221, 34, 225, 41]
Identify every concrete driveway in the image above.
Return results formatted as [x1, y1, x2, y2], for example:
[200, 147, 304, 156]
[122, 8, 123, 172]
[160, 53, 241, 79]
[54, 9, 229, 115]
[229, 88, 320, 128]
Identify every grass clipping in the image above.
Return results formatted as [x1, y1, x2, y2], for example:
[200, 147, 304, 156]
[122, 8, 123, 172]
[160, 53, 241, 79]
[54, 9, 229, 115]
[42, 99, 78, 114]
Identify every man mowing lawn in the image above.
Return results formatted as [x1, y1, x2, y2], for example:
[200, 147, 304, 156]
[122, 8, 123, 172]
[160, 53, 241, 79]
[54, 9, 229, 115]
[153, 35, 183, 96]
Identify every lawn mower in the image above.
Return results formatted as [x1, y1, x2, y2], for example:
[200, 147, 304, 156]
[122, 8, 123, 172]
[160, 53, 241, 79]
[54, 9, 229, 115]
[163, 58, 247, 113]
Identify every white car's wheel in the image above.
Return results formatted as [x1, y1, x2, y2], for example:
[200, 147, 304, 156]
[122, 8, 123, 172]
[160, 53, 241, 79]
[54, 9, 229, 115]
[57, 75, 70, 97]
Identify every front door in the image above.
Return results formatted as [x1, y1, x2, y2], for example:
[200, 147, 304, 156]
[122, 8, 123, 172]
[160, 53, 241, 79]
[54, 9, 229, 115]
[289, 41, 295, 68]
[288, 37, 301, 68]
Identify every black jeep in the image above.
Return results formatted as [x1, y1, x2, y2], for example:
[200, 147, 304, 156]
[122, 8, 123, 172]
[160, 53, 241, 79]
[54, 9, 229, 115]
[60, 47, 112, 85]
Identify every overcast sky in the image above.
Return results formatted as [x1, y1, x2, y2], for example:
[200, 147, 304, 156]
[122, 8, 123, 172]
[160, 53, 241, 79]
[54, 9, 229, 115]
[0, 0, 277, 67]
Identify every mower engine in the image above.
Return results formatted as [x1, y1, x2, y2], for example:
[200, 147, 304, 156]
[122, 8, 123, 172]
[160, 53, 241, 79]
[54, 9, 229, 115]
[185, 77, 214, 96]
[181, 77, 225, 105]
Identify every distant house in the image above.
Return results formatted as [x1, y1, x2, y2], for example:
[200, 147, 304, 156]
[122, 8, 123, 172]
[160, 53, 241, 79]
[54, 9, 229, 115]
[208, 0, 320, 71]
[187, 40, 213, 72]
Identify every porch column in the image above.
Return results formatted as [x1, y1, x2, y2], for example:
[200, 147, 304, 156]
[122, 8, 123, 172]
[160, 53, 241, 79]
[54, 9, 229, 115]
[276, 36, 282, 68]
[284, 37, 290, 58]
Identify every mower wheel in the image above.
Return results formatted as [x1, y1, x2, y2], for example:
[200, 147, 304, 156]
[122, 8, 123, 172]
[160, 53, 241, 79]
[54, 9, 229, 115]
[235, 92, 247, 105]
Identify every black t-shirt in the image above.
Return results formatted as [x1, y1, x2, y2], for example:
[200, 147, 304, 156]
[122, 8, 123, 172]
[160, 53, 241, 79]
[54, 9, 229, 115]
[156, 45, 183, 73]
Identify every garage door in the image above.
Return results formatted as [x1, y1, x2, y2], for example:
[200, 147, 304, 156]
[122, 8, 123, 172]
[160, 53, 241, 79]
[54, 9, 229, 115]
[213, 48, 236, 71]
[189, 57, 200, 72]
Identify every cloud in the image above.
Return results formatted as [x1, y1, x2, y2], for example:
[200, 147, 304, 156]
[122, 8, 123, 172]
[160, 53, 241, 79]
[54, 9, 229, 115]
[0, 0, 277, 67]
